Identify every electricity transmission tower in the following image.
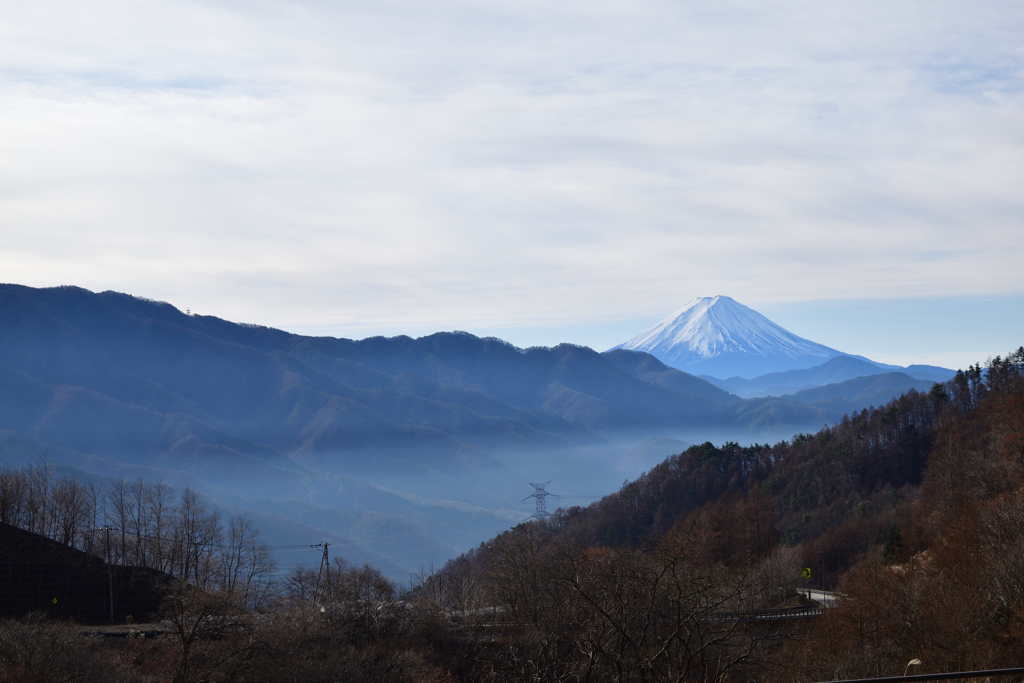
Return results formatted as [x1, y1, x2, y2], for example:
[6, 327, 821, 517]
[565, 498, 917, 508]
[523, 482, 559, 521]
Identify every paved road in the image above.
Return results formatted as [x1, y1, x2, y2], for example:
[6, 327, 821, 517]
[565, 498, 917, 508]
[799, 588, 840, 607]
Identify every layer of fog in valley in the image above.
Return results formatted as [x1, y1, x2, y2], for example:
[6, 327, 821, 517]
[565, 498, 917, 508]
[2, 426, 763, 583]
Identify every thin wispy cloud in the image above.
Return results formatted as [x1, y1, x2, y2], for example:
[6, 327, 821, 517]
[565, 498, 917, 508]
[1, 0, 1022, 347]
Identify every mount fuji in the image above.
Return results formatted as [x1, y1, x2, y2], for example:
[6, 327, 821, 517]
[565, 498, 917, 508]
[611, 296, 863, 379]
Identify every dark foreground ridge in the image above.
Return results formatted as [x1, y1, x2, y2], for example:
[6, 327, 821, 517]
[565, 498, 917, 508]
[0, 522, 168, 622]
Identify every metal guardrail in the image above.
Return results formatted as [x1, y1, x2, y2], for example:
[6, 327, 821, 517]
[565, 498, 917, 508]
[705, 605, 823, 622]
[817, 666, 1024, 683]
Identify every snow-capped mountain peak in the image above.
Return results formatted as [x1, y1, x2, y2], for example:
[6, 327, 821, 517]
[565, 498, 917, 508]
[612, 296, 845, 379]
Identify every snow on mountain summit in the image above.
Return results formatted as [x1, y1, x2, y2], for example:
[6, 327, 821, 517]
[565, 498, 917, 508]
[612, 296, 846, 379]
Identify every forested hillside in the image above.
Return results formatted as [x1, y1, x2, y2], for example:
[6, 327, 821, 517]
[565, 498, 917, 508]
[419, 347, 1024, 681]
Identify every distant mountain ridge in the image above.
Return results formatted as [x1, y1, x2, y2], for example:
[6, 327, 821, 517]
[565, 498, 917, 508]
[704, 356, 956, 398]
[612, 296, 846, 378]
[783, 372, 938, 416]
[787, 372, 936, 402]
[0, 286, 839, 503]
[0, 286, 951, 467]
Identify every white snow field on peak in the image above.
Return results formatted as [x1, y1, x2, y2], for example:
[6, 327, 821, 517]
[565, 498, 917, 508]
[613, 296, 845, 379]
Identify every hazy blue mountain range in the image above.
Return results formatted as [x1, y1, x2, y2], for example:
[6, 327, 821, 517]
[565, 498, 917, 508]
[0, 285, 843, 463]
[0, 285, 949, 576]
[704, 355, 956, 398]
[783, 372, 939, 415]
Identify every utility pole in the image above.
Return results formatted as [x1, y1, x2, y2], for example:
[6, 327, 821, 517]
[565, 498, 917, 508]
[101, 526, 119, 623]
[820, 550, 825, 594]
[523, 482, 559, 521]
[312, 543, 330, 605]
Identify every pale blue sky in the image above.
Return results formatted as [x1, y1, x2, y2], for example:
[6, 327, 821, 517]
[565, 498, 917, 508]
[1, 1, 1022, 370]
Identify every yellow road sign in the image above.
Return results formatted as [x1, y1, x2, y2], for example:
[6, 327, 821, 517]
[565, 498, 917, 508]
[800, 567, 812, 579]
